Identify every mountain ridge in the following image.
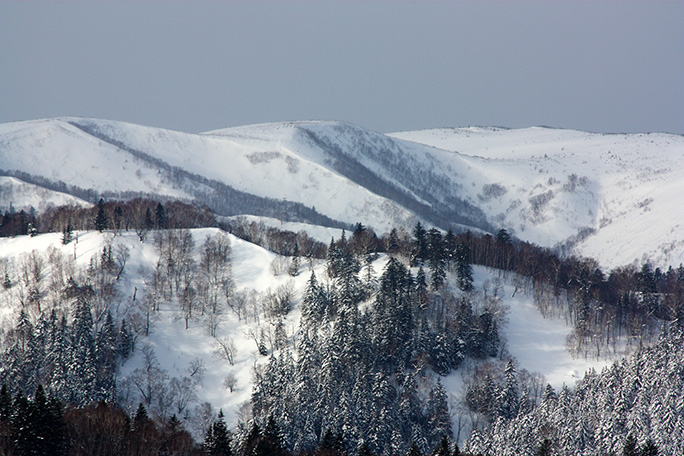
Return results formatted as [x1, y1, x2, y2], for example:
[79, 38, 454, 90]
[2, 116, 683, 268]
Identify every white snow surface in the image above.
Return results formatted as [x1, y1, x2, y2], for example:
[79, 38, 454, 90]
[2, 117, 683, 268]
[0, 176, 91, 213]
[1, 229, 616, 433]
[390, 127, 684, 269]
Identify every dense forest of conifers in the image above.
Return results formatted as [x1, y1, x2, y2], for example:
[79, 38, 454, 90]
[0, 199, 681, 455]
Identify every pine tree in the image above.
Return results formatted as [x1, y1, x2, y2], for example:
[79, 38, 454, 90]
[640, 439, 659, 456]
[406, 441, 422, 456]
[623, 434, 638, 456]
[455, 242, 473, 292]
[68, 299, 97, 404]
[426, 380, 452, 448]
[497, 360, 520, 419]
[95, 312, 117, 401]
[243, 423, 262, 456]
[386, 228, 400, 256]
[415, 267, 428, 310]
[537, 438, 553, 456]
[2, 272, 11, 289]
[205, 409, 232, 456]
[289, 242, 301, 277]
[427, 228, 446, 290]
[300, 274, 323, 330]
[61, 219, 74, 245]
[0, 385, 11, 422]
[255, 415, 285, 456]
[95, 198, 108, 232]
[145, 207, 155, 230]
[115, 319, 133, 361]
[11, 391, 32, 456]
[411, 223, 428, 267]
[435, 435, 451, 456]
[113, 205, 123, 232]
[496, 228, 512, 245]
[28, 385, 67, 456]
[155, 202, 166, 229]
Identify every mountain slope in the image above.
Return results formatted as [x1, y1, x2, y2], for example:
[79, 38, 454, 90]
[2, 117, 683, 268]
[0, 176, 91, 213]
[0, 228, 617, 439]
[390, 127, 684, 269]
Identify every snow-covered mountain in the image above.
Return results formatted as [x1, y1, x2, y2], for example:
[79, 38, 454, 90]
[390, 127, 684, 269]
[0, 176, 91, 213]
[2, 117, 683, 269]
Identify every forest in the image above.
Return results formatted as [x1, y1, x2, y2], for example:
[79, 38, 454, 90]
[0, 199, 681, 455]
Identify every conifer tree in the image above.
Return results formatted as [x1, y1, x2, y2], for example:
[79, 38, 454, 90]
[256, 415, 285, 456]
[205, 409, 232, 456]
[155, 202, 166, 229]
[411, 222, 428, 267]
[426, 380, 452, 448]
[95, 198, 108, 232]
[427, 228, 446, 290]
[455, 242, 473, 292]
[61, 219, 74, 245]
[497, 360, 520, 419]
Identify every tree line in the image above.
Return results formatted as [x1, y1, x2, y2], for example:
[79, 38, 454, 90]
[465, 326, 683, 455]
[1, 198, 217, 239]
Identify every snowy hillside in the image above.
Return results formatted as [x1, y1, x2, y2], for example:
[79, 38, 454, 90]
[390, 127, 684, 269]
[2, 117, 683, 268]
[0, 229, 615, 437]
[0, 176, 91, 213]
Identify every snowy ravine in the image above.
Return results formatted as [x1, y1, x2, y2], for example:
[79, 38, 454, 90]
[0, 229, 616, 439]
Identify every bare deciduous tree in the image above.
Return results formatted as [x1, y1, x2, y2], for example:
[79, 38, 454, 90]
[214, 336, 237, 365]
[223, 372, 237, 393]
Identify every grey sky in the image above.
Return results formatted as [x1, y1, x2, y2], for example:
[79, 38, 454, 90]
[1, 1, 683, 134]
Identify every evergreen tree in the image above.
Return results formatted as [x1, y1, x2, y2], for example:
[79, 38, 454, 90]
[386, 228, 400, 256]
[113, 205, 123, 232]
[537, 438, 553, 456]
[2, 272, 11, 290]
[415, 267, 428, 310]
[435, 435, 451, 456]
[406, 442, 422, 456]
[426, 380, 452, 448]
[0, 385, 12, 422]
[497, 360, 520, 419]
[155, 202, 166, 229]
[27, 385, 67, 456]
[256, 415, 285, 456]
[68, 299, 97, 404]
[411, 223, 428, 267]
[95, 312, 117, 401]
[496, 228, 512, 245]
[623, 434, 638, 456]
[61, 219, 74, 245]
[115, 319, 133, 361]
[640, 439, 659, 456]
[454, 242, 473, 292]
[95, 198, 108, 232]
[243, 423, 262, 456]
[205, 409, 232, 456]
[301, 272, 324, 328]
[11, 392, 32, 456]
[427, 228, 446, 290]
[289, 242, 301, 277]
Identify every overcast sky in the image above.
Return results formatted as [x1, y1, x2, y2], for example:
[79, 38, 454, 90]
[1, 1, 682, 134]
